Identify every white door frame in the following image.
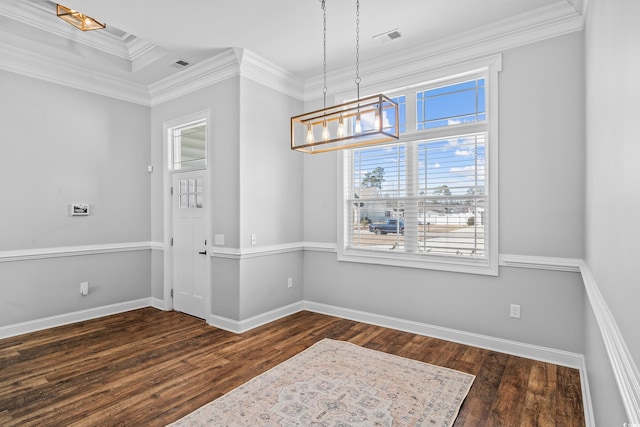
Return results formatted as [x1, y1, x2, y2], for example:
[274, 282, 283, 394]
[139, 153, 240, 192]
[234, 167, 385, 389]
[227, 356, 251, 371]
[162, 110, 212, 318]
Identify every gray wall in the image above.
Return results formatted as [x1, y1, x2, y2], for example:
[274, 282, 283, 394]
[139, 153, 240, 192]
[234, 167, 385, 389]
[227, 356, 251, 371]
[0, 71, 151, 326]
[302, 32, 588, 353]
[304, 252, 585, 352]
[499, 33, 585, 258]
[1, 252, 150, 325]
[0, 72, 151, 250]
[149, 76, 242, 305]
[150, 73, 303, 321]
[237, 78, 303, 319]
[584, 0, 640, 423]
[150, 77, 242, 247]
[239, 78, 303, 249]
[239, 252, 303, 319]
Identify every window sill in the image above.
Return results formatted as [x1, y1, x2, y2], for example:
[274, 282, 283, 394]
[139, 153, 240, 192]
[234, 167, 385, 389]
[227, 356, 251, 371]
[337, 249, 498, 276]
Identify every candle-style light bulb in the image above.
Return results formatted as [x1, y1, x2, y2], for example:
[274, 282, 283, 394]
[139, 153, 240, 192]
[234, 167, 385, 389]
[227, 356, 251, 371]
[374, 108, 381, 130]
[306, 122, 315, 144]
[355, 112, 362, 134]
[321, 119, 330, 141]
[337, 115, 345, 138]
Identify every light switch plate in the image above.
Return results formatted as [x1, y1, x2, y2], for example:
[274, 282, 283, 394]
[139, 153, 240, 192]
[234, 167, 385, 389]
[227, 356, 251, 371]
[510, 304, 521, 319]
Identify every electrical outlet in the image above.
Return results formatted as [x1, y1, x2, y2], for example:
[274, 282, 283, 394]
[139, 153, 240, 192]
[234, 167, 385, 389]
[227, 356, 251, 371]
[214, 234, 225, 245]
[287, 277, 293, 288]
[80, 282, 89, 296]
[251, 234, 257, 245]
[510, 304, 521, 319]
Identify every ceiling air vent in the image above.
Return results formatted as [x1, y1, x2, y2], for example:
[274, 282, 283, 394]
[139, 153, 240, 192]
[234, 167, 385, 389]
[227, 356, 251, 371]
[373, 29, 402, 44]
[174, 59, 190, 67]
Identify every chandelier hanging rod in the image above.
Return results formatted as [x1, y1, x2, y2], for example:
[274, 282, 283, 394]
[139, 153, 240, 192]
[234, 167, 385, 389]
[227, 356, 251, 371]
[290, 0, 399, 154]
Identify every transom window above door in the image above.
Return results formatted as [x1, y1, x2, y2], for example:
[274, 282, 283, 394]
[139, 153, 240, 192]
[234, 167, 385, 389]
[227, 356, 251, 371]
[170, 120, 207, 171]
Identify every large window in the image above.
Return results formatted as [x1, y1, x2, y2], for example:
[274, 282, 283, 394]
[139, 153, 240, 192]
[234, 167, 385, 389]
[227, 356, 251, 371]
[339, 62, 499, 275]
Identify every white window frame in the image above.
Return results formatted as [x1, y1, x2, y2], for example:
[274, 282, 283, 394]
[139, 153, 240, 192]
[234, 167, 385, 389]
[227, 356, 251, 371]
[337, 56, 501, 276]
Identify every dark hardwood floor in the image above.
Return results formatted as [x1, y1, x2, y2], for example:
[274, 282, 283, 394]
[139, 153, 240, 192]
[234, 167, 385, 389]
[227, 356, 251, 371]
[0, 308, 585, 426]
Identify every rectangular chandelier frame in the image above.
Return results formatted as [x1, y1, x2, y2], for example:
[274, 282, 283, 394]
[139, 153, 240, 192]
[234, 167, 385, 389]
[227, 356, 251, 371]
[56, 4, 106, 31]
[291, 94, 399, 154]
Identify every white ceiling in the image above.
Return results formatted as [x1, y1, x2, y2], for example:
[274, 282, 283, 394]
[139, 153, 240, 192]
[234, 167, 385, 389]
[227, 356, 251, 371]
[0, 0, 585, 93]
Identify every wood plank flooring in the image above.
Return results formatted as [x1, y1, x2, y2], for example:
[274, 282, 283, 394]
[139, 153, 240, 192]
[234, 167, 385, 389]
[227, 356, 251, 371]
[0, 308, 585, 426]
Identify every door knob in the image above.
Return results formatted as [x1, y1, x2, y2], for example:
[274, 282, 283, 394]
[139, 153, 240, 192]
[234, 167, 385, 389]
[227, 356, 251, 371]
[198, 250, 207, 255]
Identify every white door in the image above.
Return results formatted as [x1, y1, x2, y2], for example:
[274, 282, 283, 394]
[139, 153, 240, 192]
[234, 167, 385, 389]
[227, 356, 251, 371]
[172, 171, 208, 319]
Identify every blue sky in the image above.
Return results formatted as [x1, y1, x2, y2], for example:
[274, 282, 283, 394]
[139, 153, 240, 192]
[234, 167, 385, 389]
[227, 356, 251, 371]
[354, 78, 487, 198]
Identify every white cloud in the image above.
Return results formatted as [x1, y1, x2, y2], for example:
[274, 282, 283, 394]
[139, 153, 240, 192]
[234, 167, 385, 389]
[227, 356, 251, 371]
[447, 138, 459, 146]
[455, 149, 472, 156]
[450, 165, 475, 173]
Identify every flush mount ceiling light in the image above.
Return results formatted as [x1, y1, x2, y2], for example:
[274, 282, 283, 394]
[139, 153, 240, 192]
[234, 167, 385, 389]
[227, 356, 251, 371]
[56, 4, 106, 31]
[291, 0, 399, 154]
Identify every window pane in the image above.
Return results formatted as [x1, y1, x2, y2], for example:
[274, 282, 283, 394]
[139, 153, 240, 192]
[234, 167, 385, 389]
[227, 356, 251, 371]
[387, 95, 406, 134]
[171, 122, 206, 170]
[177, 177, 204, 209]
[353, 145, 406, 202]
[419, 135, 485, 196]
[417, 79, 485, 130]
[347, 133, 486, 259]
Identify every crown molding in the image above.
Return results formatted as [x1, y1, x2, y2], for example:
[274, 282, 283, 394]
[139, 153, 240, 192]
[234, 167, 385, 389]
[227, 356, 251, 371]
[304, 0, 585, 101]
[127, 37, 169, 73]
[0, 41, 302, 107]
[148, 48, 305, 107]
[0, 41, 151, 105]
[236, 48, 305, 101]
[148, 48, 240, 106]
[0, 0, 158, 63]
[568, 0, 588, 16]
[0, 0, 584, 107]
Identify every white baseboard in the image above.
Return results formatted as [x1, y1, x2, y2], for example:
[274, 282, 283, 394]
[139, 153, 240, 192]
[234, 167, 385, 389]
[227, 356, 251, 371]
[579, 353, 597, 427]
[208, 301, 305, 333]
[302, 301, 584, 369]
[0, 298, 156, 339]
[150, 297, 165, 310]
[205, 298, 582, 368]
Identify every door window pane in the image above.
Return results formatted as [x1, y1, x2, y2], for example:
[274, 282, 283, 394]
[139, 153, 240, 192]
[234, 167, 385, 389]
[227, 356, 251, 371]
[178, 177, 204, 209]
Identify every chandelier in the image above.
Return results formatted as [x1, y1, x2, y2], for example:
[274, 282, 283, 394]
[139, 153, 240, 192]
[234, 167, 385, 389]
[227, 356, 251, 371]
[56, 4, 106, 31]
[291, 0, 399, 154]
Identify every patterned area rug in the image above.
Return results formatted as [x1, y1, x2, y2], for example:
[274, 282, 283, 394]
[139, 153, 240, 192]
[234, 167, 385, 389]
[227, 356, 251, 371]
[168, 338, 475, 427]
